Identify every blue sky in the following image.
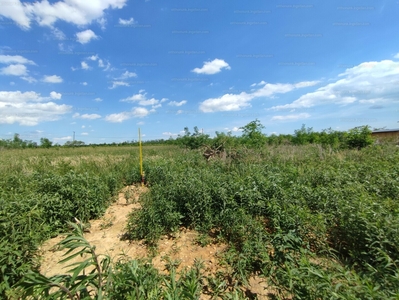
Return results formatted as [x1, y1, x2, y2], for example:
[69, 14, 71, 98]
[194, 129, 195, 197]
[1, 0, 399, 144]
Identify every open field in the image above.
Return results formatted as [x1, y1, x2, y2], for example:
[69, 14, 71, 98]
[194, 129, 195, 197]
[1, 144, 399, 299]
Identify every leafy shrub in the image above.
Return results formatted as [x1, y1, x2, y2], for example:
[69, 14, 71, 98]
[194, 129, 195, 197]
[175, 126, 210, 149]
[239, 119, 267, 148]
[125, 144, 399, 298]
[32, 171, 111, 232]
[109, 259, 163, 300]
[0, 196, 49, 297]
[344, 125, 374, 149]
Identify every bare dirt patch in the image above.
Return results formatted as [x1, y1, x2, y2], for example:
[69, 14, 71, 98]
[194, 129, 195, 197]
[38, 185, 226, 277]
[38, 185, 148, 277]
[38, 184, 271, 298]
[152, 228, 227, 276]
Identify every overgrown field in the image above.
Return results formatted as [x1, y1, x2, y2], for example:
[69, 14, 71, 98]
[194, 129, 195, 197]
[1, 144, 399, 299]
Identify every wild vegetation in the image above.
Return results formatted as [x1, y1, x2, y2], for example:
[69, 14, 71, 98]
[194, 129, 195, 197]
[1, 122, 398, 299]
[0, 122, 377, 149]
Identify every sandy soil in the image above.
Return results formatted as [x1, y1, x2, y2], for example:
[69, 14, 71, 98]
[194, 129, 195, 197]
[38, 184, 270, 299]
[38, 185, 147, 276]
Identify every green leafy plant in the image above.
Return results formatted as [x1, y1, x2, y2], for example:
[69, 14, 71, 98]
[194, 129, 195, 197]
[99, 216, 115, 230]
[344, 125, 374, 149]
[239, 119, 267, 148]
[16, 221, 112, 299]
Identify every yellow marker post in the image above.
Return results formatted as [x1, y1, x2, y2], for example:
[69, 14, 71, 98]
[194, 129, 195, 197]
[139, 128, 144, 186]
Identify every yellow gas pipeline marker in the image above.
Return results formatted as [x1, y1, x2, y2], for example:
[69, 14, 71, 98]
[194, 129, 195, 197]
[139, 128, 144, 186]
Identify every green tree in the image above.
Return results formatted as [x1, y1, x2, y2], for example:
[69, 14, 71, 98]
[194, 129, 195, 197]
[239, 119, 267, 148]
[293, 124, 309, 145]
[12, 133, 27, 148]
[176, 126, 209, 149]
[344, 125, 373, 149]
[40, 138, 52, 148]
[184, 127, 190, 137]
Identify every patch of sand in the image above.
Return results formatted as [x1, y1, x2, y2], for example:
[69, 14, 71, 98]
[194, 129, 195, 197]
[153, 228, 226, 276]
[39, 185, 147, 276]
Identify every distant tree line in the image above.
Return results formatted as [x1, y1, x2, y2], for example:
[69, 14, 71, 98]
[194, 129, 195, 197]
[170, 120, 374, 150]
[0, 120, 374, 150]
[0, 134, 87, 149]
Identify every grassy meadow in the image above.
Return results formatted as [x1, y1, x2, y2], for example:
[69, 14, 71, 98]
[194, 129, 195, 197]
[1, 143, 399, 299]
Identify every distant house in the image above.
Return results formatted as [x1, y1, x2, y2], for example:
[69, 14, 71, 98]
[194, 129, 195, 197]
[371, 129, 399, 143]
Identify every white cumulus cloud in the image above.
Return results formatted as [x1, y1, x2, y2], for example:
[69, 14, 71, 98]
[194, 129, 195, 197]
[73, 113, 101, 120]
[50, 91, 62, 99]
[168, 100, 187, 106]
[132, 107, 149, 117]
[21, 76, 37, 83]
[0, 0, 30, 29]
[118, 71, 137, 79]
[81, 61, 90, 70]
[271, 60, 399, 110]
[109, 81, 129, 89]
[121, 90, 161, 106]
[105, 107, 149, 123]
[0, 55, 35, 65]
[192, 58, 231, 75]
[76, 29, 98, 44]
[0, 90, 71, 126]
[105, 112, 130, 123]
[119, 17, 134, 25]
[199, 81, 320, 113]
[88, 55, 99, 61]
[199, 92, 253, 112]
[1, 0, 127, 29]
[251, 80, 267, 87]
[0, 64, 28, 76]
[42, 75, 63, 83]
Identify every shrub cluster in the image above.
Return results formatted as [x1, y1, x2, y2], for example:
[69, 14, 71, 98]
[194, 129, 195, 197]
[0, 148, 141, 297]
[1, 143, 398, 299]
[126, 144, 399, 298]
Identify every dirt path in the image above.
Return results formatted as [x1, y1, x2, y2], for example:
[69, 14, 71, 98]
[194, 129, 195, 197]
[38, 185, 227, 276]
[38, 184, 270, 298]
[38, 185, 148, 276]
